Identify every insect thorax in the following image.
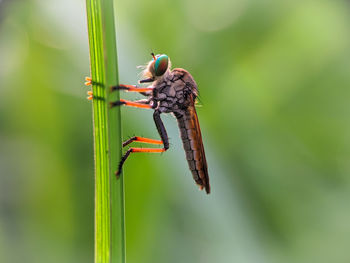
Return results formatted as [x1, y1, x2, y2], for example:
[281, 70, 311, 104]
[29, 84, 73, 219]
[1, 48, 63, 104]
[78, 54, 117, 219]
[151, 69, 197, 114]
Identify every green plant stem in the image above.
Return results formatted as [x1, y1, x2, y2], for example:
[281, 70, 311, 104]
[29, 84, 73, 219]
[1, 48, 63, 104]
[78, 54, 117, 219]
[85, 0, 125, 262]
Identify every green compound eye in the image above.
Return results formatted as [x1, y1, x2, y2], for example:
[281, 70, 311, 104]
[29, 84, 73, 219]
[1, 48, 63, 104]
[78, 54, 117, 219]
[154, 54, 169, 76]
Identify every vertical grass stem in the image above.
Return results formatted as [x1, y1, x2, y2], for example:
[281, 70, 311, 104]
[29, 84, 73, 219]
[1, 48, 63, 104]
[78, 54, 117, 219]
[85, 0, 125, 262]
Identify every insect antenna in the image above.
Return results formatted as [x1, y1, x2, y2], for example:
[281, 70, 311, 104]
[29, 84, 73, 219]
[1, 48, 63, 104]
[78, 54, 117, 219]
[151, 52, 156, 60]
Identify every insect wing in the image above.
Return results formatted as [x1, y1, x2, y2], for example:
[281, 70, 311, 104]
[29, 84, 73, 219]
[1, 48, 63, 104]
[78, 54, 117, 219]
[177, 95, 210, 194]
[189, 104, 210, 193]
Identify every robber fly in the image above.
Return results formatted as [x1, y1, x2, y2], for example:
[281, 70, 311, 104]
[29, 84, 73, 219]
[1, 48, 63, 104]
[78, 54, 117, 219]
[86, 53, 210, 194]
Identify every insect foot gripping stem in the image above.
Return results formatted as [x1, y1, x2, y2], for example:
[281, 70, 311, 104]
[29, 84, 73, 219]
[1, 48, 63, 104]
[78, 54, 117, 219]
[85, 76, 92, 86]
[85, 77, 93, 100]
[87, 91, 93, 100]
[84, 76, 105, 100]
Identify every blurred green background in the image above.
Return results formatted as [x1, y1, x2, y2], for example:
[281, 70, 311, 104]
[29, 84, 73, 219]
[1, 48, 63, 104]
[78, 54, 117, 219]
[1, 0, 350, 262]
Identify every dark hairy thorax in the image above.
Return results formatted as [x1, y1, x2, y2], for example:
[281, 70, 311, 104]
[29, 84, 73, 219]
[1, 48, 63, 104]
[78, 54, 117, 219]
[151, 68, 198, 114]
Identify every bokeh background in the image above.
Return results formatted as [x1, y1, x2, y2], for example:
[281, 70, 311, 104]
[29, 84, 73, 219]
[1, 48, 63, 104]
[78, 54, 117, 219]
[1, 0, 350, 262]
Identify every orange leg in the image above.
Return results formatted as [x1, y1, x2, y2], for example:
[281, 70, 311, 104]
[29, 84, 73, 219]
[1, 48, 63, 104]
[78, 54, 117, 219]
[86, 78, 151, 101]
[123, 136, 163, 147]
[111, 84, 153, 93]
[116, 110, 169, 177]
[110, 99, 152, 109]
[132, 148, 165, 153]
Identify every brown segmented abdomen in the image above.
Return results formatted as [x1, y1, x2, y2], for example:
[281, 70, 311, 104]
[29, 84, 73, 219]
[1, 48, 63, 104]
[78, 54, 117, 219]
[175, 106, 210, 194]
